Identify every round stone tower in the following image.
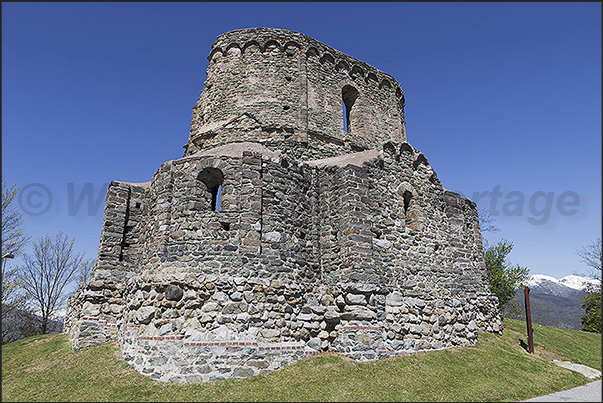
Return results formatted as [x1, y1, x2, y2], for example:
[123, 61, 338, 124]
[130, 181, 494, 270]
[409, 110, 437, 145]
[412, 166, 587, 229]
[184, 28, 406, 160]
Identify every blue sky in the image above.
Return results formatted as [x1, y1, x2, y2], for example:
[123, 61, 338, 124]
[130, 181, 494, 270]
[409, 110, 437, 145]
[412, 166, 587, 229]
[2, 2, 601, 283]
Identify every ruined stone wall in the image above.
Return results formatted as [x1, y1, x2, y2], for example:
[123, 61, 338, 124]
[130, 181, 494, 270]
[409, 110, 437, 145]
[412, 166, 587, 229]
[185, 28, 406, 160]
[95, 181, 149, 272]
[64, 181, 149, 350]
[64, 27, 502, 383]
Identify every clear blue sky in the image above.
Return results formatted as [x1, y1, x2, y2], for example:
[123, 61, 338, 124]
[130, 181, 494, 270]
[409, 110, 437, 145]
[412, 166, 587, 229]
[2, 2, 601, 282]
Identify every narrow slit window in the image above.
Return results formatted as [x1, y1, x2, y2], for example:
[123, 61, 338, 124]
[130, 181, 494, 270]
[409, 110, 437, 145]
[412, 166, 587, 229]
[212, 185, 222, 211]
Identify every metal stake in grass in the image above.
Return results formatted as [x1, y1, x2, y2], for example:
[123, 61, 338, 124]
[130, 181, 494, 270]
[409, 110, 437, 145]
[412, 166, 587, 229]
[523, 286, 534, 354]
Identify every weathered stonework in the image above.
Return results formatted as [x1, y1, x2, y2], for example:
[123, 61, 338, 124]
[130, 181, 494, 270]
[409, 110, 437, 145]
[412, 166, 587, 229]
[65, 27, 502, 383]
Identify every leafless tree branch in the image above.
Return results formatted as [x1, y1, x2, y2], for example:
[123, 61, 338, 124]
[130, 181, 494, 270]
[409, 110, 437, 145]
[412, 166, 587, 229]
[20, 232, 87, 334]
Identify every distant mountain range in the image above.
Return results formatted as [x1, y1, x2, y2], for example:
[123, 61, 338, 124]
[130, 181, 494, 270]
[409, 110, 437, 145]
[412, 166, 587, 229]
[504, 274, 600, 330]
[527, 274, 599, 297]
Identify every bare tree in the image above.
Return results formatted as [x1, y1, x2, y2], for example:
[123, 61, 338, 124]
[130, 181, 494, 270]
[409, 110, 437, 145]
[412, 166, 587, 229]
[2, 177, 30, 258]
[576, 238, 602, 279]
[70, 258, 96, 301]
[478, 207, 500, 235]
[2, 177, 31, 341]
[478, 207, 500, 250]
[20, 232, 88, 334]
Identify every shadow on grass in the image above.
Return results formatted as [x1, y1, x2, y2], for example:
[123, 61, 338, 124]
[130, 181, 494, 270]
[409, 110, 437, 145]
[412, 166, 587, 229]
[506, 324, 531, 354]
[519, 338, 531, 353]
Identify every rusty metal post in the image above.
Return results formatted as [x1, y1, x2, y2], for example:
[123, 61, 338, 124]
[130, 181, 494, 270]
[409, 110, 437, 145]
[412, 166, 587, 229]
[524, 286, 534, 354]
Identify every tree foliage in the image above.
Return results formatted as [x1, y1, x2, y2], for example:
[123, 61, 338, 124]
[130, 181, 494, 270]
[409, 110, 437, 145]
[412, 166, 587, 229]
[581, 292, 602, 333]
[484, 239, 530, 309]
[576, 238, 602, 333]
[20, 232, 88, 334]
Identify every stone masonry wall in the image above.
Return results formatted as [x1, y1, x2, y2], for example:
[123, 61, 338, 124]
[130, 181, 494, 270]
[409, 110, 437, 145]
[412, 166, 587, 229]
[64, 27, 502, 383]
[185, 28, 406, 160]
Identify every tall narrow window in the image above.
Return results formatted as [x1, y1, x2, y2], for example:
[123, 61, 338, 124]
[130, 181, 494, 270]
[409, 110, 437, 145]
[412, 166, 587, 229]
[198, 168, 224, 211]
[342, 85, 359, 133]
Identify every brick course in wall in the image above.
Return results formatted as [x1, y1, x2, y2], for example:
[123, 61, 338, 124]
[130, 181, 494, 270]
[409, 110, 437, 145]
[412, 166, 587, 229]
[64, 27, 502, 383]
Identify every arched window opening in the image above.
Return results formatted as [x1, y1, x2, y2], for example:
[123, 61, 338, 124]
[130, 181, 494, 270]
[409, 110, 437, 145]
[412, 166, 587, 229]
[342, 85, 359, 133]
[197, 168, 224, 212]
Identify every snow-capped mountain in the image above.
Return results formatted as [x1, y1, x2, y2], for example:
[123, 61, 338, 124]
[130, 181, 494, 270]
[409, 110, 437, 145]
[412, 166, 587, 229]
[558, 275, 600, 291]
[527, 274, 599, 299]
[504, 274, 600, 330]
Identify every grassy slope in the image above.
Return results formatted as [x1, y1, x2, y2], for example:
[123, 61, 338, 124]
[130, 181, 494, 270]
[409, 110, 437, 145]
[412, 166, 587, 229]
[503, 317, 601, 371]
[1, 318, 600, 402]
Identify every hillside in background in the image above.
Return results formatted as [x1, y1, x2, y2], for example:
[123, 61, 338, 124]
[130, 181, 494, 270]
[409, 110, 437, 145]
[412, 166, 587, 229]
[2, 308, 63, 344]
[504, 274, 598, 330]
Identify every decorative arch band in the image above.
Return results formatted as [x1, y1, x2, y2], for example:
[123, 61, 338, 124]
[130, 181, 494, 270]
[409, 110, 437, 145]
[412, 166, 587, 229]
[208, 38, 405, 101]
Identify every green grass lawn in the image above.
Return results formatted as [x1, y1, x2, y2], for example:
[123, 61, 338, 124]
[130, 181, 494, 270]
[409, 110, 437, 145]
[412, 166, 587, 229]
[503, 317, 602, 371]
[2, 318, 600, 402]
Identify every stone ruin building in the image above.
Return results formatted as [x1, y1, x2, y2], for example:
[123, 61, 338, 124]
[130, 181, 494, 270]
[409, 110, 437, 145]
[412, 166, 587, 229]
[64, 27, 503, 383]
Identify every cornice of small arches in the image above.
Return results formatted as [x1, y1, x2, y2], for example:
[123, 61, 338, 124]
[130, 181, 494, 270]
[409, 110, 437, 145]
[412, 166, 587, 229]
[209, 39, 295, 60]
[284, 41, 301, 56]
[208, 38, 405, 101]
[208, 47, 224, 61]
[397, 88, 406, 108]
[366, 72, 379, 85]
[263, 39, 281, 53]
[350, 65, 365, 80]
[379, 79, 392, 90]
[412, 153, 430, 170]
[225, 43, 242, 56]
[319, 52, 335, 65]
[334, 60, 350, 74]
